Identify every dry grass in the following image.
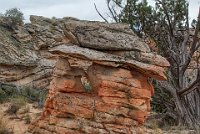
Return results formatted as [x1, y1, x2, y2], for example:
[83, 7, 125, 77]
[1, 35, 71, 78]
[22, 114, 31, 124]
[0, 115, 13, 134]
[6, 96, 27, 115]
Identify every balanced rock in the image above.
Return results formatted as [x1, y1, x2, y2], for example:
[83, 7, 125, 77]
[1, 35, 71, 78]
[28, 58, 155, 134]
[0, 15, 169, 134]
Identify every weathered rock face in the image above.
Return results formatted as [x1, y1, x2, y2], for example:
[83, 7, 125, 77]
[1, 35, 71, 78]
[0, 15, 169, 90]
[28, 58, 154, 134]
[0, 15, 169, 133]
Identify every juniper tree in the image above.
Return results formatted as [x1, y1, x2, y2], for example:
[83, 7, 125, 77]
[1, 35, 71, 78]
[97, 0, 200, 128]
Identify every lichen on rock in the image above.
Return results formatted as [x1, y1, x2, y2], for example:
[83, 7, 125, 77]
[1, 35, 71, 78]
[0, 15, 169, 134]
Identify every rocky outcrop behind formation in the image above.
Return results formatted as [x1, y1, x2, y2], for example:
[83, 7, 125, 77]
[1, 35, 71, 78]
[0, 15, 169, 133]
[0, 15, 169, 90]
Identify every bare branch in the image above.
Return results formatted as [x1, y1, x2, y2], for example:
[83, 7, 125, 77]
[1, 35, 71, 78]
[190, 8, 200, 54]
[111, 4, 118, 20]
[107, 0, 119, 22]
[182, 7, 200, 73]
[181, 33, 189, 51]
[185, 3, 190, 31]
[157, 80, 177, 95]
[181, 3, 190, 63]
[172, 2, 177, 29]
[112, 0, 123, 8]
[178, 68, 200, 96]
[156, 0, 174, 37]
[196, 41, 200, 50]
[178, 79, 200, 97]
[94, 3, 108, 23]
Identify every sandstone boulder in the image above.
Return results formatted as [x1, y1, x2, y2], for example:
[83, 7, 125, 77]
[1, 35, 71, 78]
[0, 15, 169, 134]
[27, 58, 156, 133]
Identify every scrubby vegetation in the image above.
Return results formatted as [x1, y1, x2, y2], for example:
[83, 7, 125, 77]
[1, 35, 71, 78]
[98, 0, 200, 130]
[6, 96, 27, 115]
[0, 84, 48, 108]
[0, 8, 24, 29]
[0, 84, 45, 133]
[4, 8, 24, 25]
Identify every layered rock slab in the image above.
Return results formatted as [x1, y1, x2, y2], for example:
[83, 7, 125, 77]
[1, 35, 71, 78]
[0, 15, 169, 90]
[0, 15, 169, 134]
[50, 45, 168, 80]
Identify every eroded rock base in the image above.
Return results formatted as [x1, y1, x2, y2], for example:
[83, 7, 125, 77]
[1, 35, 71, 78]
[28, 58, 154, 134]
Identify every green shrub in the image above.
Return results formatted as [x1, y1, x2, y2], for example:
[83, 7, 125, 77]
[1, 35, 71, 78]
[0, 83, 48, 108]
[6, 96, 27, 115]
[15, 87, 48, 108]
[19, 87, 48, 107]
[0, 89, 8, 103]
[38, 89, 48, 107]
[4, 8, 24, 25]
[0, 8, 24, 29]
[23, 114, 31, 124]
[0, 85, 16, 103]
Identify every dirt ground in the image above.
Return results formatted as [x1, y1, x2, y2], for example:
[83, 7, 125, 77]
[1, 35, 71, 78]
[0, 103, 42, 134]
[0, 103, 196, 134]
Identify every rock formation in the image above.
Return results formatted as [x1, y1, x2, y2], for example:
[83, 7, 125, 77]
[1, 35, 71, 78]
[0, 15, 168, 89]
[0, 15, 169, 133]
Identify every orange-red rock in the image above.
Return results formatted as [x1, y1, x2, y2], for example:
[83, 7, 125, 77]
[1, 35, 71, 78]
[129, 110, 149, 124]
[129, 88, 152, 99]
[0, 16, 169, 134]
[27, 58, 164, 133]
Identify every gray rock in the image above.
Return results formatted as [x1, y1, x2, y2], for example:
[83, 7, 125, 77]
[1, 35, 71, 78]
[49, 45, 167, 80]
[0, 15, 169, 90]
[64, 19, 151, 52]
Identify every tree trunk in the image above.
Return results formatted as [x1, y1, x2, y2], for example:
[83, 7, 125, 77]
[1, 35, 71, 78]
[156, 79, 200, 129]
[174, 92, 200, 128]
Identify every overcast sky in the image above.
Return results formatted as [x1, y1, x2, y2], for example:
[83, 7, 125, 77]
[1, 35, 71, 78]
[0, 0, 199, 23]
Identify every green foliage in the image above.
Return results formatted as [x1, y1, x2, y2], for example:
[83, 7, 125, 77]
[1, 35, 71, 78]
[84, 83, 92, 92]
[122, 0, 153, 36]
[107, 0, 153, 37]
[0, 89, 8, 103]
[191, 19, 197, 28]
[4, 8, 24, 25]
[104, 1, 199, 127]
[6, 96, 27, 115]
[0, 83, 48, 107]
[51, 16, 57, 19]
[18, 87, 48, 107]
[151, 88, 171, 113]
[22, 114, 31, 124]
[106, 0, 189, 40]
[155, 0, 188, 27]
[0, 8, 24, 29]
[0, 86, 17, 103]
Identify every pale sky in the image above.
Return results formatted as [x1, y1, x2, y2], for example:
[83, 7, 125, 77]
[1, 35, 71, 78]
[0, 0, 199, 23]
